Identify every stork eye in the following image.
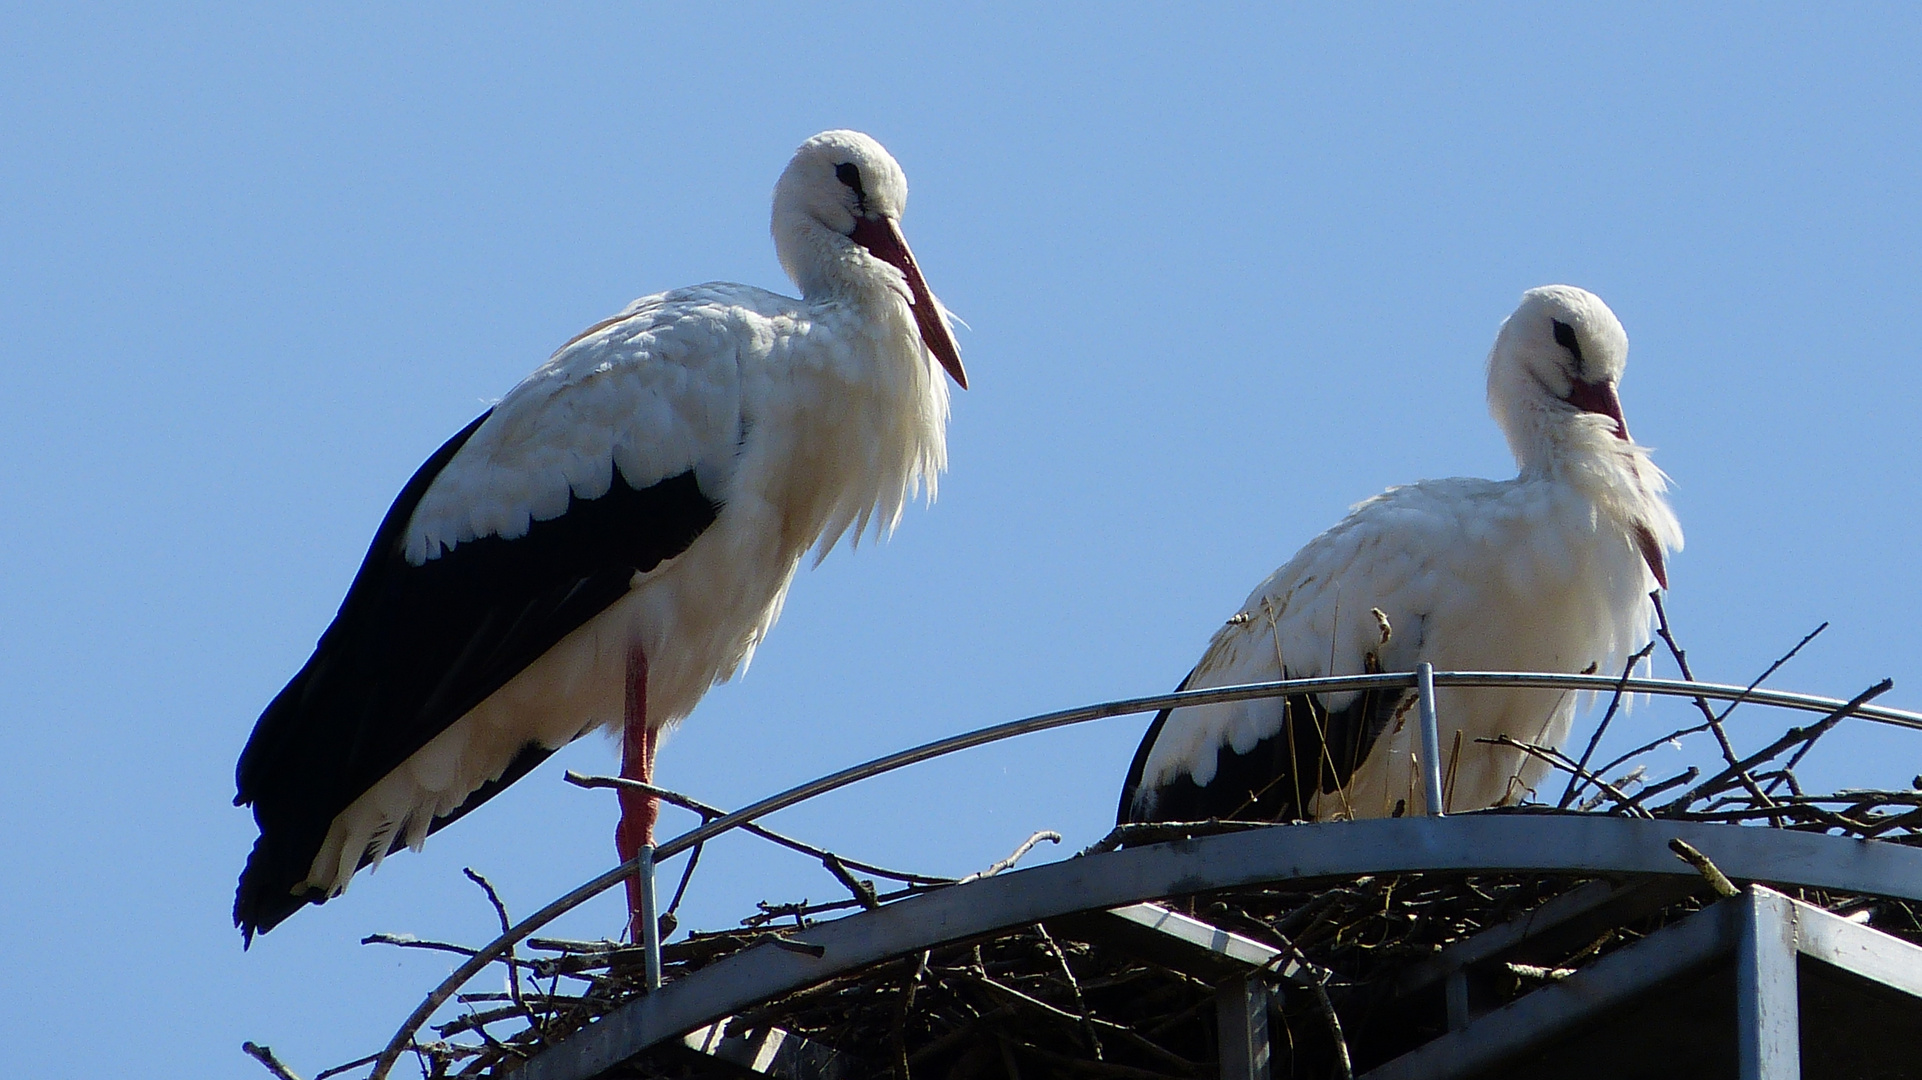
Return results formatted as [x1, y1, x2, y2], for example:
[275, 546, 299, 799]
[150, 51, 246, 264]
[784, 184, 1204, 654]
[834, 162, 865, 198]
[1551, 319, 1584, 364]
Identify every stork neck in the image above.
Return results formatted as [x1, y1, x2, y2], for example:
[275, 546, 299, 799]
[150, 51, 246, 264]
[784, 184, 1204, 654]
[773, 212, 896, 310]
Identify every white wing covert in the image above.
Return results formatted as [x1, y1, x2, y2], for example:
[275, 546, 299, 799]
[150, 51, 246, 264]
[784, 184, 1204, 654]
[404, 288, 769, 566]
[1137, 484, 1475, 797]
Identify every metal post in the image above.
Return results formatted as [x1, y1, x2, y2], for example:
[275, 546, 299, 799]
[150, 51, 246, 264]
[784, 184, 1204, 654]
[638, 844, 662, 991]
[1736, 889, 1800, 1079]
[1443, 970, 1470, 1032]
[1417, 662, 1446, 816]
[1215, 975, 1271, 1080]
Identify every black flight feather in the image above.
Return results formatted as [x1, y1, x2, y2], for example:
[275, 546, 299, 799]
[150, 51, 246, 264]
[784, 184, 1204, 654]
[234, 411, 719, 942]
[1117, 666, 1409, 826]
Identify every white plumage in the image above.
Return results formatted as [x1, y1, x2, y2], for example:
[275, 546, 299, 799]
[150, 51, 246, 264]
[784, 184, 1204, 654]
[236, 130, 966, 941]
[1121, 286, 1680, 824]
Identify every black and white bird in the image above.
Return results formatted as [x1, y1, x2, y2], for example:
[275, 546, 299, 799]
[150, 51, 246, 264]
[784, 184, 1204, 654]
[1119, 286, 1679, 825]
[235, 130, 967, 943]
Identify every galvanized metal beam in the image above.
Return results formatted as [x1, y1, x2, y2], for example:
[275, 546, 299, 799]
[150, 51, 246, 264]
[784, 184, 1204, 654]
[1360, 892, 1742, 1079]
[680, 1020, 855, 1078]
[1793, 895, 1922, 999]
[1397, 873, 1707, 1031]
[1737, 889, 1802, 1080]
[1397, 877, 1692, 997]
[1216, 976, 1272, 1080]
[502, 818, 1922, 1080]
[1052, 902, 1298, 984]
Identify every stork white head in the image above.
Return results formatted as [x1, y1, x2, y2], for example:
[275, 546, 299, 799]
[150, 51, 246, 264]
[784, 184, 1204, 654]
[772, 130, 967, 389]
[1488, 285, 1635, 459]
[1488, 284, 1680, 589]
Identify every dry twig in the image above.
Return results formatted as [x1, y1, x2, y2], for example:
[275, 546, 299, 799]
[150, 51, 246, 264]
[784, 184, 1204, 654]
[242, 1042, 304, 1080]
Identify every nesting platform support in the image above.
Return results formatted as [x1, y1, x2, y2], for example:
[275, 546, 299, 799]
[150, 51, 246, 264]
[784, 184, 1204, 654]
[1363, 884, 1922, 1079]
[501, 817, 1922, 1080]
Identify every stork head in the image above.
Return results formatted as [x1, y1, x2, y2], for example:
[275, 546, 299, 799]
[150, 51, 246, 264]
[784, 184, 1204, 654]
[1488, 285, 1635, 460]
[772, 130, 967, 388]
[1488, 284, 1680, 589]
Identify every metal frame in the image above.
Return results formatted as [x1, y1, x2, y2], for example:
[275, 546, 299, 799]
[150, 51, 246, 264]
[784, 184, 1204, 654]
[364, 671, 1922, 1079]
[499, 817, 1922, 1080]
[1361, 885, 1922, 1080]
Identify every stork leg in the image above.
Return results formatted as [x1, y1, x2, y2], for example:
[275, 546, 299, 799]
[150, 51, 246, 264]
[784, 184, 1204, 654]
[616, 642, 659, 943]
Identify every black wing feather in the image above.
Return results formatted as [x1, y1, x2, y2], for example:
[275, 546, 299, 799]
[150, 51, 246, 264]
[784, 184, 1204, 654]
[234, 411, 720, 941]
[1117, 667, 1409, 826]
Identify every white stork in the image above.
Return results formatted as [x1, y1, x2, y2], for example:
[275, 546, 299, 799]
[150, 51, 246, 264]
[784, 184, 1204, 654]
[1119, 286, 1680, 825]
[234, 130, 966, 944]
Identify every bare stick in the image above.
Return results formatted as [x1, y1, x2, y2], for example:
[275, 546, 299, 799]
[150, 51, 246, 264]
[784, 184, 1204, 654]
[965, 968, 1137, 1038]
[958, 831, 1063, 884]
[463, 868, 542, 1045]
[1612, 766, 1698, 815]
[361, 933, 481, 958]
[311, 1051, 381, 1080]
[661, 840, 704, 936]
[242, 1043, 304, 1080]
[822, 852, 882, 909]
[1256, 935, 1351, 1079]
[566, 771, 952, 885]
[1657, 680, 1892, 814]
[891, 950, 930, 1079]
[1766, 675, 1859, 797]
[1559, 642, 1655, 808]
[1035, 923, 1103, 1059]
[1588, 718, 1717, 788]
[1650, 593, 1779, 812]
[1475, 735, 1648, 816]
[1668, 838, 1739, 897]
[1311, 976, 1354, 1080]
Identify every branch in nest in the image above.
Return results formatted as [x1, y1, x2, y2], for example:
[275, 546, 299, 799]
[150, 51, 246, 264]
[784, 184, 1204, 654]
[1668, 838, 1740, 898]
[1656, 679, 1893, 815]
[1560, 641, 1655, 809]
[565, 771, 952, 885]
[1475, 735, 1649, 817]
[1650, 594, 1794, 813]
[958, 831, 1062, 884]
[463, 867, 544, 1046]
[310, 1051, 381, 1080]
[241, 1042, 304, 1080]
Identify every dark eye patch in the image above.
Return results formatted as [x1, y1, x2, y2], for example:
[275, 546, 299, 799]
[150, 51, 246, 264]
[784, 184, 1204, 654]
[1552, 319, 1584, 364]
[834, 162, 866, 201]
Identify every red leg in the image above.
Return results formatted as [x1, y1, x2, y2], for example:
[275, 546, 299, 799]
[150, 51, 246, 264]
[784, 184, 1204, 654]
[615, 642, 659, 943]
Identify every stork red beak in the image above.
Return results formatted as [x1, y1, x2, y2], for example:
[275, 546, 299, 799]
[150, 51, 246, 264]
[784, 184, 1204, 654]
[1566, 378, 1630, 441]
[850, 215, 968, 389]
[1634, 523, 1669, 590]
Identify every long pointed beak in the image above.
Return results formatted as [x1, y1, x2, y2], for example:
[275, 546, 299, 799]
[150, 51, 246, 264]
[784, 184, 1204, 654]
[850, 215, 968, 389]
[1566, 378, 1631, 441]
[1634, 523, 1670, 591]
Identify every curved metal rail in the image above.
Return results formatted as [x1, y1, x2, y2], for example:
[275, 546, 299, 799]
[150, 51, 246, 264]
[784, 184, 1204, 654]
[368, 671, 1921, 1078]
[503, 816, 1922, 1080]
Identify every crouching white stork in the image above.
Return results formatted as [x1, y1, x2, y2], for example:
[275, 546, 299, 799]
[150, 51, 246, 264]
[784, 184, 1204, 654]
[1119, 286, 1679, 825]
[234, 130, 967, 944]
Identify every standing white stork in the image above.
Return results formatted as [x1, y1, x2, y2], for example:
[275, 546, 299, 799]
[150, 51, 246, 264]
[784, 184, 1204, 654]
[234, 130, 967, 944]
[1119, 286, 1679, 825]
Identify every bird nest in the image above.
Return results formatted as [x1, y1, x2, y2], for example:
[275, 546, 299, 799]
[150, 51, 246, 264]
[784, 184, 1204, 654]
[339, 832, 1922, 1080]
[248, 609, 1922, 1080]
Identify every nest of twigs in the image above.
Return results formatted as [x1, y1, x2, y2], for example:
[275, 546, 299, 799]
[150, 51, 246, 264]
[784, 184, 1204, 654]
[399, 848, 1920, 1080]
[253, 603, 1922, 1080]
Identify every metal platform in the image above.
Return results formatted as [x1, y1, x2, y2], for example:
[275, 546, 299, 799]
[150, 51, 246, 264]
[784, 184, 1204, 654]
[350, 669, 1922, 1080]
[502, 816, 1922, 1080]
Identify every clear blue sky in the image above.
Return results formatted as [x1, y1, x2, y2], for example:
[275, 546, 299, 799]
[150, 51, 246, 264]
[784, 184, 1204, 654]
[4, 5, 1920, 1076]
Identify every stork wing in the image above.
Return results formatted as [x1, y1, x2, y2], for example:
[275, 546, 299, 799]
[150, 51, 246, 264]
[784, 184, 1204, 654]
[1117, 483, 1484, 825]
[235, 293, 752, 940]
